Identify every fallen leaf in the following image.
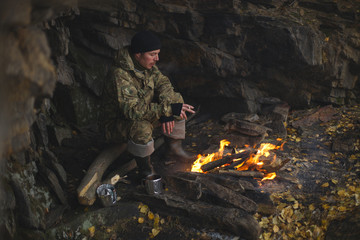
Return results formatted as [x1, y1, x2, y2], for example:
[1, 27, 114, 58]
[140, 205, 149, 214]
[152, 228, 160, 237]
[138, 217, 144, 224]
[321, 182, 329, 187]
[88, 226, 95, 238]
[148, 211, 154, 220]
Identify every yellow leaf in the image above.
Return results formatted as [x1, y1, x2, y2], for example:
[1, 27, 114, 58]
[293, 201, 299, 209]
[338, 206, 346, 211]
[331, 179, 338, 184]
[349, 185, 356, 192]
[295, 137, 301, 142]
[138, 217, 144, 224]
[273, 225, 279, 233]
[322, 204, 330, 210]
[262, 232, 272, 240]
[309, 204, 315, 211]
[325, 37, 329, 42]
[321, 182, 329, 187]
[140, 205, 149, 214]
[88, 226, 95, 238]
[160, 218, 165, 224]
[152, 228, 160, 237]
[148, 211, 154, 220]
[337, 190, 346, 197]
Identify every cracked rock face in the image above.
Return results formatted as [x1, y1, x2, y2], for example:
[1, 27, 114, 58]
[0, 0, 359, 238]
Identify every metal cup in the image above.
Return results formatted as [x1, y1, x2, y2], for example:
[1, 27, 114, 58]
[96, 184, 117, 207]
[144, 175, 163, 195]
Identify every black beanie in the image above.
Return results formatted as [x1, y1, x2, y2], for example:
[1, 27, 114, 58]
[130, 30, 161, 53]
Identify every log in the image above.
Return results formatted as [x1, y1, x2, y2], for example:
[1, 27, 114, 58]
[163, 175, 202, 200]
[102, 158, 137, 185]
[225, 119, 272, 136]
[77, 143, 127, 206]
[176, 171, 248, 192]
[219, 169, 264, 179]
[162, 193, 261, 240]
[131, 192, 261, 240]
[195, 175, 258, 213]
[200, 149, 255, 172]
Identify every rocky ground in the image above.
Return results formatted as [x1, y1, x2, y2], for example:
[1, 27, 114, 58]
[45, 104, 360, 240]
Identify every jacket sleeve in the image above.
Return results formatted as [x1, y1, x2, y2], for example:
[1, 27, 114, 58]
[153, 67, 184, 115]
[114, 68, 162, 121]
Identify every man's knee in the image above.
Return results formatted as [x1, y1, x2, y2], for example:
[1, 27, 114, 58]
[129, 120, 153, 144]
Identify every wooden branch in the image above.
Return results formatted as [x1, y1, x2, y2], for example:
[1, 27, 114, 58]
[77, 143, 127, 206]
[200, 149, 255, 172]
[195, 175, 258, 213]
[219, 169, 264, 179]
[102, 158, 137, 185]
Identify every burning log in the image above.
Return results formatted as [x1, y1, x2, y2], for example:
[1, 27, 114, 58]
[219, 169, 265, 179]
[77, 143, 127, 206]
[195, 175, 258, 213]
[200, 149, 256, 172]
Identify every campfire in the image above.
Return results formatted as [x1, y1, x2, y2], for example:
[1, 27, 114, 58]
[190, 139, 286, 181]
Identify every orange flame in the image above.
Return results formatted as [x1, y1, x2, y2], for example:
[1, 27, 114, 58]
[191, 139, 285, 181]
[261, 172, 276, 181]
[191, 139, 230, 173]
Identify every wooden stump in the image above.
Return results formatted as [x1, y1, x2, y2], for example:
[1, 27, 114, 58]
[76, 143, 127, 206]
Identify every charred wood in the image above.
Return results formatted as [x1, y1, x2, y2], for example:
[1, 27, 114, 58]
[200, 149, 255, 172]
[163, 175, 202, 200]
[195, 175, 258, 213]
[225, 119, 272, 136]
[219, 169, 265, 178]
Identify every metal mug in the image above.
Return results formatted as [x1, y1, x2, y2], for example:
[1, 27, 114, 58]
[96, 184, 117, 207]
[144, 175, 163, 195]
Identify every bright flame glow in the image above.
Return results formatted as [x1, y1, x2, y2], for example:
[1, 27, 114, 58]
[191, 139, 285, 182]
[261, 172, 276, 181]
[190, 140, 230, 173]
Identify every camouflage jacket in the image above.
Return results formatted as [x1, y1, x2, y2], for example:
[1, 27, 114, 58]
[101, 47, 184, 140]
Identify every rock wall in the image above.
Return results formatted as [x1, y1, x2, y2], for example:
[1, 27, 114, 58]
[0, 0, 359, 238]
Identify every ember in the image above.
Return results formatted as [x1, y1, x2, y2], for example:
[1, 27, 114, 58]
[191, 139, 285, 181]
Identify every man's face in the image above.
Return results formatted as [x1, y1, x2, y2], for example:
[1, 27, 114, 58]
[134, 49, 160, 70]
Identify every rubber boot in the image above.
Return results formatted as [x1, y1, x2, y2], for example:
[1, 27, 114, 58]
[134, 155, 155, 179]
[164, 137, 196, 163]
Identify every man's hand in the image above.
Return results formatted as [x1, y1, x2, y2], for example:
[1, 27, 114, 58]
[180, 103, 195, 120]
[162, 120, 175, 134]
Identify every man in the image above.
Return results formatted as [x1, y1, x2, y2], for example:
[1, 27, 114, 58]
[101, 30, 195, 178]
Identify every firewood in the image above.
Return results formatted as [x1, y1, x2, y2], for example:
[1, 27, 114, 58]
[161, 193, 261, 240]
[176, 171, 248, 193]
[200, 149, 255, 172]
[225, 119, 272, 136]
[131, 192, 260, 240]
[77, 143, 127, 206]
[163, 175, 202, 200]
[219, 169, 265, 178]
[102, 158, 137, 185]
[195, 175, 258, 213]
